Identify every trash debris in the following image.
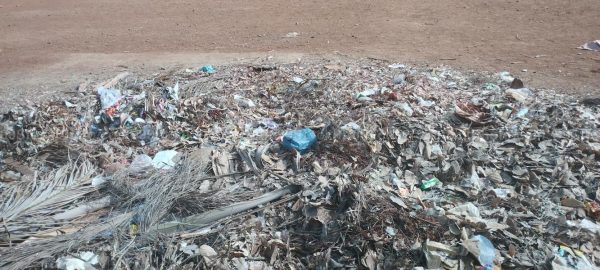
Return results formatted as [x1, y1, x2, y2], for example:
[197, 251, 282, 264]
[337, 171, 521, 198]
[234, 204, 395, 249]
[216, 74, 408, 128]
[97, 87, 121, 109]
[463, 235, 496, 268]
[291, 76, 304, 83]
[341, 122, 361, 131]
[448, 202, 480, 218]
[515, 107, 529, 118]
[389, 195, 408, 209]
[423, 240, 460, 269]
[356, 87, 380, 99]
[388, 63, 406, 69]
[166, 82, 179, 100]
[491, 188, 513, 199]
[392, 74, 406, 85]
[260, 118, 279, 130]
[180, 242, 200, 256]
[505, 87, 533, 103]
[419, 177, 441, 190]
[566, 219, 600, 234]
[498, 71, 514, 82]
[64, 100, 76, 108]
[385, 226, 397, 236]
[1, 59, 599, 270]
[56, 251, 98, 270]
[199, 244, 218, 264]
[396, 102, 414, 116]
[585, 202, 600, 221]
[201, 65, 216, 74]
[137, 124, 155, 144]
[284, 32, 299, 38]
[234, 95, 256, 108]
[282, 128, 316, 154]
[551, 245, 597, 270]
[417, 96, 435, 107]
[579, 40, 600, 52]
[482, 82, 500, 91]
[152, 150, 179, 169]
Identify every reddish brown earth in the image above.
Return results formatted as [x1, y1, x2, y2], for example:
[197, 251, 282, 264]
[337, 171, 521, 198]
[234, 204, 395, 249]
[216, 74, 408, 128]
[0, 0, 599, 106]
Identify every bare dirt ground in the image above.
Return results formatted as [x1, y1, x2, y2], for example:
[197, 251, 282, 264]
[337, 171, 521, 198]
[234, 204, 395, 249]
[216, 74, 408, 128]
[0, 0, 599, 107]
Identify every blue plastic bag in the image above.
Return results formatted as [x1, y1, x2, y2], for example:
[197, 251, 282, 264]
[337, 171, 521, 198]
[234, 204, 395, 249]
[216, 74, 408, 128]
[201, 65, 216, 74]
[282, 128, 316, 154]
[471, 235, 495, 268]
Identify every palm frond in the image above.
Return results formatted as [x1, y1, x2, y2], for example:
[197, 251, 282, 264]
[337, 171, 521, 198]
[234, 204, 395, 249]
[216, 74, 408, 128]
[0, 212, 132, 270]
[0, 160, 99, 243]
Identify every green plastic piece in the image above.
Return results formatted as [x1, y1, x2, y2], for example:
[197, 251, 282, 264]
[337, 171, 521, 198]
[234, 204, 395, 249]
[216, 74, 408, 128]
[419, 177, 441, 190]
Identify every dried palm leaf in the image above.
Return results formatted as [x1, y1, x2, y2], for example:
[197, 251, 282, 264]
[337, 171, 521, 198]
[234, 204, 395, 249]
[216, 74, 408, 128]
[0, 212, 132, 270]
[0, 160, 100, 244]
[37, 141, 80, 167]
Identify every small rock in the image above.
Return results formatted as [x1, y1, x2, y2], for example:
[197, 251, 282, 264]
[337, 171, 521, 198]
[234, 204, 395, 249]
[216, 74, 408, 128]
[510, 78, 524, 89]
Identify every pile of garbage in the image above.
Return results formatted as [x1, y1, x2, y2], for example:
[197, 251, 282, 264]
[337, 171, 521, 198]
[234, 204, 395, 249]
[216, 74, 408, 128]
[1, 59, 599, 269]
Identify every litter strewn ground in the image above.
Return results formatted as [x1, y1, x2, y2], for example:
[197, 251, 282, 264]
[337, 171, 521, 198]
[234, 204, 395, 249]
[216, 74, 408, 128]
[1, 59, 599, 269]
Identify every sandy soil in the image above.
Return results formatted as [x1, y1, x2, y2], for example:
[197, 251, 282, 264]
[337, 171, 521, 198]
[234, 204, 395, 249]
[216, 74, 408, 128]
[0, 0, 599, 107]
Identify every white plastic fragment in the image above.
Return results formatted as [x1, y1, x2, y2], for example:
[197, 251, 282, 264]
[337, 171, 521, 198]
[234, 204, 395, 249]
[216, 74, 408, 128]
[566, 219, 600, 234]
[417, 96, 435, 107]
[152, 150, 179, 170]
[491, 188, 513, 199]
[91, 175, 108, 187]
[356, 87, 380, 99]
[56, 251, 98, 270]
[167, 82, 179, 100]
[199, 244, 218, 264]
[447, 202, 481, 218]
[234, 95, 256, 108]
[505, 88, 533, 103]
[579, 40, 600, 52]
[395, 102, 414, 116]
[97, 87, 121, 109]
[292, 76, 304, 83]
[388, 63, 406, 69]
[551, 245, 597, 270]
[499, 71, 514, 83]
[180, 242, 200, 256]
[64, 101, 76, 108]
[341, 122, 361, 131]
